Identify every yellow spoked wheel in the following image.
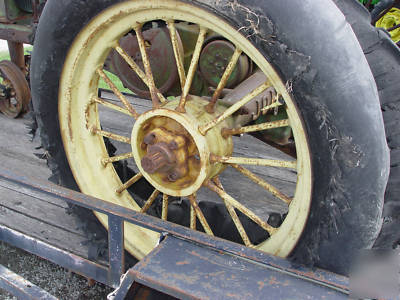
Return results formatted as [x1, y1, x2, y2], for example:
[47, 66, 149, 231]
[58, 0, 312, 259]
[376, 6, 400, 43]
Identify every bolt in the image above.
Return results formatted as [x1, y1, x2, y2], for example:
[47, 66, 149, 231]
[167, 171, 180, 182]
[168, 141, 178, 150]
[143, 133, 156, 145]
[140, 142, 147, 150]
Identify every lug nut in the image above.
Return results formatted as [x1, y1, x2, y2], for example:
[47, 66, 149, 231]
[167, 171, 180, 182]
[143, 133, 156, 145]
[168, 141, 178, 150]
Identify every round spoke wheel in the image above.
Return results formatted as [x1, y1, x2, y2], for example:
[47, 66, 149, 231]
[32, 0, 390, 275]
[0, 60, 30, 118]
[375, 4, 400, 43]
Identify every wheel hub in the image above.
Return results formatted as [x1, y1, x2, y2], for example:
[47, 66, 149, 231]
[131, 96, 234, 197]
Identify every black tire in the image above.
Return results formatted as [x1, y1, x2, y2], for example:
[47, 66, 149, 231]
[31, 0, 389, 275]
[335, 0, 400, 250]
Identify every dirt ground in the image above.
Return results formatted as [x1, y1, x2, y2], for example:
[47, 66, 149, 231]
[0, 114, 112, 299]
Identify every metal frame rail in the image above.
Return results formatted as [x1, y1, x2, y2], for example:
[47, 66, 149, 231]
[0, 168, 349, 299]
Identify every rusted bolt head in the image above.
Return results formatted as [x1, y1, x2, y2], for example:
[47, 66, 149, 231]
[167, 171, 180, 182]
[168, 141, 178, 150]
[143, 133, 156, 145]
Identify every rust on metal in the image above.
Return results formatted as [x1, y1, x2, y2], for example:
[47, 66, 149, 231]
[177, 26, 208, 112]
[96, 68, 139, 119]
[230, 164, 292, 204]
[166, 20, 186, 89]
[205, 180, 277, 235]
[188, 194, 214, 236]
[210, 154, 297, 169]
[162, 194, 169, 220]
[134, 25, 162, 108]
[140, 189, 160, 213]
[92, 96, 133, 117]
[199, 81, 271, 135]
[91, 127, 131, 144]
[116, 172, 143, 194]
[222, 119, 290, 138]
[101, 152, 134, 166]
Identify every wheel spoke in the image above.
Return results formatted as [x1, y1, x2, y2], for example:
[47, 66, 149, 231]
[177, 26, 207, 112]
[116, 172, 143, 194]
[114, 44, 167, 103]
[140, 189, 160, 213]
[206, 48, 243, 113]
[205, 180, 277, 235]
[222, 119, 290, 137]
[162, 194, 169, 220]
[96, 68, 139, 119]
[190, 205, 196, 230]
[261, 98, 284, 113]
[188, 194, 214, 236]
[211, 154, 297, 169]
[212, 177, 252, 246]
[92, 96, 134, 117]
[199, 81, 271, 135]
[230, 164, 292, 204]
[101, 152, 133, 166]
[91, 127, 131, 144]
[134, 25, 162, 108]
[166, 20, 186, 89]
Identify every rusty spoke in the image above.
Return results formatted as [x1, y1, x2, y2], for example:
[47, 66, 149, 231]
[261, 99, 284, 113]
[162, 194, 169, 220]
[199, 81, 271, 135]
[188, 194, 214, 236]
[140, 189, 160, 213]
[96, 68, 139, 119]
[101, 152, 133, 166]
[116, 172, 143, 194]
[205, 180, 277, 235]
[91, 127, 131, 144]
[211, 154, 297, 169]
[166, 20, 186, 90]
[212, 177, 252, 246]
[92, 96, 134, 117]
[222, 119, 290, 137]
[177, 26, 207, 112]
[231, 164, 292, 204]
[206, 48, 242, 113]
[190, 205, 196, 230]
[114, 45, 167, 103]
[134, 25, 163, 107]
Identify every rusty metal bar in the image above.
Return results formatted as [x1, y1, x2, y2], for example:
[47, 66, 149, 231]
[92, 96, 133, 117]
[222, 119, 290, 137]
[230, 164, 292, 204]
[205, 180, 277, 235]
[134, 25, 161, 108]
[188, 194, 213, 236]
[211, 154, 297, 169]
[162, 194, 169, 220]
[0, 168, 350, 294]
[206, 48, 242, 113]
[140, 189, 160, 213]
[91, 127, 131, 144]
[7, 41, 25, 71]
[108, 215, 125, 287]
[261, 100, 284, 113]
[114, 45, 166, 103]
[96, 68, 139, 119]
[199, 81, 271, 135]
[116, 173, 143, 194]
[101, 152, 133, 166]
[177, 26, 207, 112]
[190, 205, 196, 230]
[166, 20, 186, 89]
[0, 264, 57, 300]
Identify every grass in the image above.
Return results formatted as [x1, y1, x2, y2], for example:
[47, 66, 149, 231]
[0, 46, 133, 94]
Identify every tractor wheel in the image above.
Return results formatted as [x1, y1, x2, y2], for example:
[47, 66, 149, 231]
[31, 0, 389, 275]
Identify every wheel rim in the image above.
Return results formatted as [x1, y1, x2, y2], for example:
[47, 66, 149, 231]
[59, 0, 312, 259]
[376, 6, 400, 43]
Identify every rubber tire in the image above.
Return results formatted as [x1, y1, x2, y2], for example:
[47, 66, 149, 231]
[31, 0, 389, 275]
[335, 0, 400, 250]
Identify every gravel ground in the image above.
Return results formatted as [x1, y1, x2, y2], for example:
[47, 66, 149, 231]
[0, 241, 113, 299]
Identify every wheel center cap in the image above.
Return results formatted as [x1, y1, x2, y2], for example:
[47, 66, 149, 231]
[131, 97, 233, 197]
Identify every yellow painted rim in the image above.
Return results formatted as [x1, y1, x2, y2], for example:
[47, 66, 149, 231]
[59, 0, 313, 259]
